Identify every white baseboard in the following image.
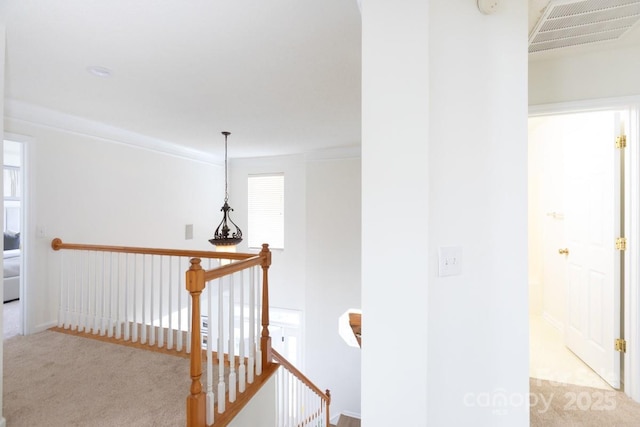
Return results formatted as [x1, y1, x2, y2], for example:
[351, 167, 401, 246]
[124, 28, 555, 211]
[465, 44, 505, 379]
[542, 311, 564, 332]
[32, 320, 58, 334]
[0, 416, 6, 427]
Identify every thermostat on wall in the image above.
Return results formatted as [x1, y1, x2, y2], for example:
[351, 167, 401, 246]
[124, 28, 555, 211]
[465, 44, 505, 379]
[478, 0, 499, 15]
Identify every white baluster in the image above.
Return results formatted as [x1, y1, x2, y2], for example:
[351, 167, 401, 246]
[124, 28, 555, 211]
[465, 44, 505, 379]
[248, 267, 255, 384]
[132, 254, 139, 343]
[100, 252, 107, 336]
[84, 251, 91, 333]
[229, 274, 236, 403]
[285, 370, 290, 426]
[107, 252, 113, 338]
[114, 253, 121, 339]
[57, 251, 65, 328]
[275, 368, 281, 427]
[255, 267, 262, 376]
[238, 270, 246, 393]
[141, 255, 147, 344]
[167, 256, 173, 350]
[71, 252, 78, 331]
[294, 375, 298, 423]
[206, 283, 215, 425]
[177, 257, 183, 352]
[158, 257, 164, 348]
[93, 252, 100, 334]
[77, 251, 85, 332]
[217, 277, 226, 414]
[187, 270, 192, 355]
[150, 255, 155, 346]
[124, 253, 130, 341]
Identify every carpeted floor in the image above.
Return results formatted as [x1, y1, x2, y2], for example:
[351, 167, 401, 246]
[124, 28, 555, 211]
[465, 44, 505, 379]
[3, 330, 188, 426]
[530, 377, 640, 426]
[5, 328, 640, 426]
[3, 300, 21, 339]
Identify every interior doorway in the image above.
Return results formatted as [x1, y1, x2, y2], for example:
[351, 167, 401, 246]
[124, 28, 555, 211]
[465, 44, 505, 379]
[3, 138, 24, 339]
[528, 109, 627, 391]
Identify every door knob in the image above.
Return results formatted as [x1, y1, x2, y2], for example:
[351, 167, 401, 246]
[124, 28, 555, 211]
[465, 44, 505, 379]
[558, 248, 569, 255]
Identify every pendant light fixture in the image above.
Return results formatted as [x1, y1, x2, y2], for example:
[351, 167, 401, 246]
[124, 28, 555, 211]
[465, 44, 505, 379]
[209, 131, 243, 246]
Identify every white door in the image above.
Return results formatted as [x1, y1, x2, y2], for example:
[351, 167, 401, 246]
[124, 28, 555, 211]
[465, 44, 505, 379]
[563, 111, 622, 389]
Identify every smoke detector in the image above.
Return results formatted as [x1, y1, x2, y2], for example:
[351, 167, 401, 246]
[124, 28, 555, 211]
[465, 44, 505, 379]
[478, 0, 500, 14]
[529, 0, 640, 54]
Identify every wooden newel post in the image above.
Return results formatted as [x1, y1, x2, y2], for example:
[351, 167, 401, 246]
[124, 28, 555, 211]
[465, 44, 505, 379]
[259, 244, 272, 369]
[186, 258, 206, 427]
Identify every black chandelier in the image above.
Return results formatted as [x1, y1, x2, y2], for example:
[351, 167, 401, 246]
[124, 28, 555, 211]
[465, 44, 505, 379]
[209, 131, 243, 246]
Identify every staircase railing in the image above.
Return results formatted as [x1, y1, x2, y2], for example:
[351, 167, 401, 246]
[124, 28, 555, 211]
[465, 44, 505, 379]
[51, 238, 238, 352]
[51, 238, 329, 427]
[185, 243, 273, 426]
[272, 349, 331, 427]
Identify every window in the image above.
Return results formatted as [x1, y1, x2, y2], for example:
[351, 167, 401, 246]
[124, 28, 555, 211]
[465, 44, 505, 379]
[248, 174, 284, 249]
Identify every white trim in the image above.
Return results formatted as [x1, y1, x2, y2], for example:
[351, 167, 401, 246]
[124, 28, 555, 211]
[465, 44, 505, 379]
[0, 416, 6, 427]
[529, 96, 640, 116]
[33, 320, 57, 334]
[542, 311, 564, 333]
[528, 97, 640, 402]
[5, 99, 218, 165]
[625, 104, 640, 401]
[4, 133, 29, 338]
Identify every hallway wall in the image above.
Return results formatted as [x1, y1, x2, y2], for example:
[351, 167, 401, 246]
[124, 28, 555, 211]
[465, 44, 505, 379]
[4, 111, 222, 333]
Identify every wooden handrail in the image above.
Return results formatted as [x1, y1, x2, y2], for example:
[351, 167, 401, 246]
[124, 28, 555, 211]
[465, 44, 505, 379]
[202, 255, 262, 281]
[271, 349, 331, 403]
[51, 238, 255, 261]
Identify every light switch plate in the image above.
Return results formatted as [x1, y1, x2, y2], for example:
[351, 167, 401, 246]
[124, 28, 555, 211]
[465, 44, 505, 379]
[438, 246, 463, 277]
[185, 224, 194, 240]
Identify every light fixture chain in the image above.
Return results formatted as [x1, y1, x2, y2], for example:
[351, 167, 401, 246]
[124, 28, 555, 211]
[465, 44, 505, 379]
[224, 132, 229, 202]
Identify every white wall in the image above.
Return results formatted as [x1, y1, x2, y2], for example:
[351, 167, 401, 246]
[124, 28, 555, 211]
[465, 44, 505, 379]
[230, 155, 307, 313]
[362, 2, 528, 426]
[361, 2, 430, 425]
[0, 23, 7, 427]
[305, 157, 361, 419]
[528, 122, 543, 315]
[230, 153, 362, 419]
[4, 116, 222, 333]
[228, 375, 276, 427]
[530, 44, 640, 106]
[529, 117, 566, 324]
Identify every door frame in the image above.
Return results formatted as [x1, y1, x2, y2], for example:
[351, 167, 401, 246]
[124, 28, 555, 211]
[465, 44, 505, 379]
[530, 95, 640, 402]
[4, 132, 33, 337]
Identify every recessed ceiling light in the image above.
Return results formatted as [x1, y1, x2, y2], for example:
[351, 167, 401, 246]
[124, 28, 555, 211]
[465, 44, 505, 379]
[86, 66, 113, 78]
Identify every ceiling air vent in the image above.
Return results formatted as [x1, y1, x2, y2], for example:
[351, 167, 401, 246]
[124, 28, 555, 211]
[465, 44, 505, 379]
[529, 0, 640, 54]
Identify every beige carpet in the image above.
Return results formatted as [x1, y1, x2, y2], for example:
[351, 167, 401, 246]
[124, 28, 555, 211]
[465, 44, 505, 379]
[3, 330, 188, 426]
[6, 330, 640, 426]
[530, 377, 640, 426]
[3, 300, 21, 339]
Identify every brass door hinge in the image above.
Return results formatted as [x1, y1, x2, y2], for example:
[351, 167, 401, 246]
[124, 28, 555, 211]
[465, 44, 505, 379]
[615, 338, 627, 353]
[616, 135, 627, 149]
[616, 237, 627, 251]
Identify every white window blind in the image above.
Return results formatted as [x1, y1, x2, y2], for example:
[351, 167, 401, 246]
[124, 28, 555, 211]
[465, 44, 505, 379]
[248, 174, 284, 249]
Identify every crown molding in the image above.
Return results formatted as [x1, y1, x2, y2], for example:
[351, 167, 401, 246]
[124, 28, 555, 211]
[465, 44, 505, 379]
[5, 99, 218, 165]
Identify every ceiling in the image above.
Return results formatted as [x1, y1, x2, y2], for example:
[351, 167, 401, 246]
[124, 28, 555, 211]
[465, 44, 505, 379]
[0, 0, 362, 161]
[2, 1, 640, 161]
